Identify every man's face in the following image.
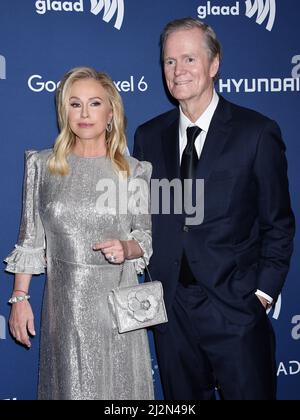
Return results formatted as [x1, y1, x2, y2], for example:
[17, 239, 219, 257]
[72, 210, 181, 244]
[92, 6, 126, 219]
[163, 28, 219, 106]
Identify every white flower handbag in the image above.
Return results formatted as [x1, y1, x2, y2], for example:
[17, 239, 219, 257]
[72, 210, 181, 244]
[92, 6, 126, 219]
[111, 259, 168, 334]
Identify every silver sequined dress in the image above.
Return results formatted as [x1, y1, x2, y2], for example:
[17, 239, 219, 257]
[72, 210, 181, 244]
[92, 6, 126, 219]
[5, 149, 154, 400]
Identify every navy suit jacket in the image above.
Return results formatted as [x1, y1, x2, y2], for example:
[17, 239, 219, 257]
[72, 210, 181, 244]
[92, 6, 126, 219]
[133, 96, 295, 325]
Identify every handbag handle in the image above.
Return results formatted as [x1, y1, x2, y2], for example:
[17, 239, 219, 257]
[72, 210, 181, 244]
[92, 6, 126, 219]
[142, 256, 153, 282]
[118, 256, 153, 287]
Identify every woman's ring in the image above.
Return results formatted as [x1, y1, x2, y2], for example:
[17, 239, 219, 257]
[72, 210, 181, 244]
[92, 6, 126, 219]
[109, 254, 116, 263]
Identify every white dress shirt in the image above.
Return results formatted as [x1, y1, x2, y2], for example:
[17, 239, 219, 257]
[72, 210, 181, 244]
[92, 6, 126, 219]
[178, 90, 273, 306]
[179, 89, 219, 163]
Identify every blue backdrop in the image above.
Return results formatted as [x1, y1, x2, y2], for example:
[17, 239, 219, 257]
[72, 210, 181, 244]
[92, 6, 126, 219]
[0, 0, 299, 400]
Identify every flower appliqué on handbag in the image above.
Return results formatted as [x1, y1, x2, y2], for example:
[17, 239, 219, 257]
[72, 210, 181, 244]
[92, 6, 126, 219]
[128, 289, 159, 322]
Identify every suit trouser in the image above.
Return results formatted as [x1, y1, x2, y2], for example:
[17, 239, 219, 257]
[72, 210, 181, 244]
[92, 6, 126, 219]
[154, 283, 277, 400]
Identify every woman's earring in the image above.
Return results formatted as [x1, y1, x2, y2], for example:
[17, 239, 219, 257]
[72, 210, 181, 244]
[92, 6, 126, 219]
[106, 122, 113, 133]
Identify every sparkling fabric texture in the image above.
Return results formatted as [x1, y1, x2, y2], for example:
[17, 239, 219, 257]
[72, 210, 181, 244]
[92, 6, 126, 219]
[5, 150, 154, 400]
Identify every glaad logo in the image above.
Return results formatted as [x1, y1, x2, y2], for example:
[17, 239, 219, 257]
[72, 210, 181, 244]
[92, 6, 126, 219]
[35, 0, 124, 30]
[196, 1, 276, 32]
[197, 1, 240, 19]
[0, 55, 6, 80]
[245, 0, 276, 32]
[35, 0, 84, 14]
[0, 315, 6, 340]
[90, 0, 124, 30]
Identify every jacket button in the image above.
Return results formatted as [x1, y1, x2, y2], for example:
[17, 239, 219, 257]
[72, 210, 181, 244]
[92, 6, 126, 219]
[183, 226, 189, 232]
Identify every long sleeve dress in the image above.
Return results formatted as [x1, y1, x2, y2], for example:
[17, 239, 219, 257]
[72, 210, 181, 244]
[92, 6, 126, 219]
[5, 149, 154, 400]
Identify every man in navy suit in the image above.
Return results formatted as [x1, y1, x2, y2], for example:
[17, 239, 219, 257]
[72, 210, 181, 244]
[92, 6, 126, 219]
[133, 18, 295, 400]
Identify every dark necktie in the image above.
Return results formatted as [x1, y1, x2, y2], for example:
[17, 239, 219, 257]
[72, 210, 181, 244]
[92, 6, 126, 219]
[179, 126, 201, 287]
[181, 126, 202, 200]
[181, 126, 202, 182]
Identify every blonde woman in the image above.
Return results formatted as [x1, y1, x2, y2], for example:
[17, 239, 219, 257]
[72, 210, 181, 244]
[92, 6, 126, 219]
[5, 67, 154, 400]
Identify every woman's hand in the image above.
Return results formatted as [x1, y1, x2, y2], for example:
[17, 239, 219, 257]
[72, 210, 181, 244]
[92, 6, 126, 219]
[93, 240, 127, 264]
[9, 300, 35, 348]
[93, 239, 143, 264]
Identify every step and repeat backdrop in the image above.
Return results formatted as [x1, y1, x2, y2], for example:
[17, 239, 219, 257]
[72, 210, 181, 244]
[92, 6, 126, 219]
[0, 0, 299, 400]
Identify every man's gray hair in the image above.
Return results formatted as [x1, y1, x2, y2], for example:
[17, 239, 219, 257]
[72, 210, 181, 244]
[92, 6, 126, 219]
[160, 17, 221, 81]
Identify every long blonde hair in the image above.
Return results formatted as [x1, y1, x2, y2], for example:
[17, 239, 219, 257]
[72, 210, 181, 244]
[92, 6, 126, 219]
[48, 67, 129, 176]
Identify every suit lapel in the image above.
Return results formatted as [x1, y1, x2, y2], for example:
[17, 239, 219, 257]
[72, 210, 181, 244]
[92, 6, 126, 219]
[196, 96, 232, 180]
[162, 115, 180, 180]
[160, 97, 232, 181]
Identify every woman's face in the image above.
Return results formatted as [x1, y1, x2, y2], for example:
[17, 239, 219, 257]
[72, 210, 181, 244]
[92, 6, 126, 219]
[67, 78, 113, 143]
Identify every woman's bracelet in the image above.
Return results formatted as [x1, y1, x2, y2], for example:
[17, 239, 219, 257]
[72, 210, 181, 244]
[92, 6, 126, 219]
[13, 289, 28, 295]
[8, 295, 30, 305]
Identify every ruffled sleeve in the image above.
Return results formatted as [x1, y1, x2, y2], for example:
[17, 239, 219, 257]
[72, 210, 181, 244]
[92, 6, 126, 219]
[4, 151, 46, 275]
[128, 160, 153, 274]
